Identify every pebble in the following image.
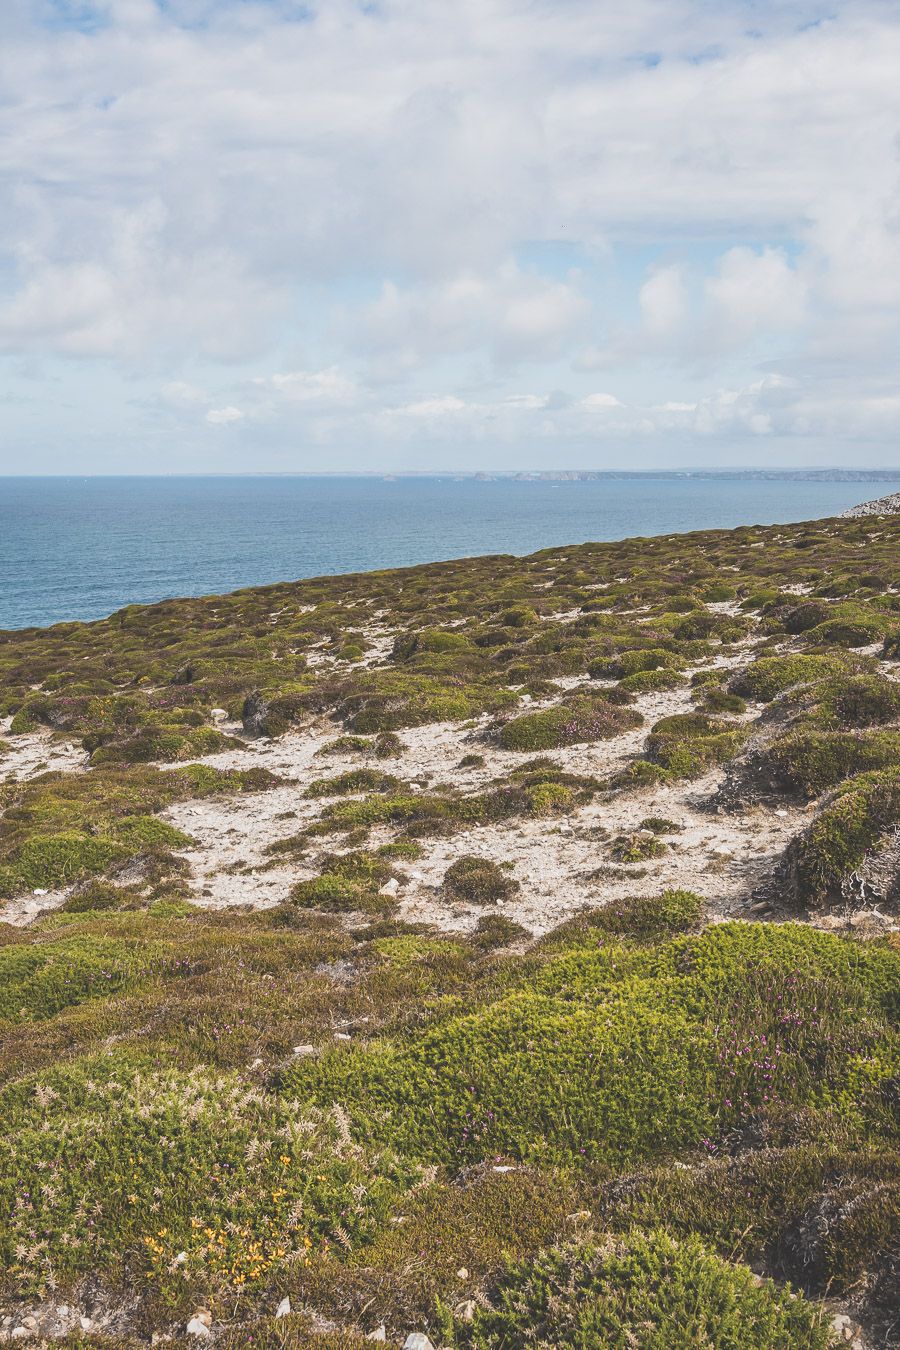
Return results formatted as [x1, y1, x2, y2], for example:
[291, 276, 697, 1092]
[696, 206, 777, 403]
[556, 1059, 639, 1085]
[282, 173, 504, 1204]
[365, 1327, 386, 1342]
[830, 1314, 856, 1342]
[380, 877, 400, 895]
[275, 1297, 291, 1319]
[403, 1337, 435, 1350]
[186, 1317, 211, 1338]
[292, 1044, 317, 1055]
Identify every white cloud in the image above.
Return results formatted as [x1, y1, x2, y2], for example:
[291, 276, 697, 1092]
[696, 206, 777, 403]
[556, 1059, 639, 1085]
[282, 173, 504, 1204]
[704, 247, 808, 346]
[639, 266, 688, 340]
[206, 405, 244, 425]
[267, 368, 358, 405]
[2, 1, 900, 466]
[353, 264, 589, 371]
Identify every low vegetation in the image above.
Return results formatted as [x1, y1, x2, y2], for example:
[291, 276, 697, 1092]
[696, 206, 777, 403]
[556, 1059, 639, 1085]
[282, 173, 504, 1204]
[1, 512, 900, 1343]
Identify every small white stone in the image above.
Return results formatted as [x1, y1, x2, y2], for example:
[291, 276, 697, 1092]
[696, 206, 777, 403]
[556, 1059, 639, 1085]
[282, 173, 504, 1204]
[365, 1327, 386, 1342]
[379, 877, 400, 895]
[79, 1317, 93, 1332]
[10, 1329, 30, 1342]
[292, 1044, 316, 1055]
[210, 708, 228, 721]
[334, 1031, 352, 1041]
[57, 1307, 69, 1318]
[456, 1266, 468, 1279]
[186, 1318, 210, 1338]
[403, 1336, 435, 1350]
[454, 1300, 476, 1324]
[32, 888, 48, 897]
[275, 1297, 291, 1319]
[492, 1164, 515, 1172]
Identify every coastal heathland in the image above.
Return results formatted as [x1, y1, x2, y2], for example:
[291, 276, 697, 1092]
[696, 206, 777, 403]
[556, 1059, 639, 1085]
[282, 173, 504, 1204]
[1, 512, 899, 1347]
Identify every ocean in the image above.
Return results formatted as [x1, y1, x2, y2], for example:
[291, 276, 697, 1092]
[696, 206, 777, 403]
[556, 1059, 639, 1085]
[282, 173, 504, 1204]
[0, 474, 889, 631]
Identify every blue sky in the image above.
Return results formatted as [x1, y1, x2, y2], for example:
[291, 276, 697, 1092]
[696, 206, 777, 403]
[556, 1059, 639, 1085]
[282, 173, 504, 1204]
[2, 0, 900, 472]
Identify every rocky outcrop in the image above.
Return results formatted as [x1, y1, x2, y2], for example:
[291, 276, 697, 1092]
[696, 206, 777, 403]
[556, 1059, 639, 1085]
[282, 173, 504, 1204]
[841, 493, 900, 517]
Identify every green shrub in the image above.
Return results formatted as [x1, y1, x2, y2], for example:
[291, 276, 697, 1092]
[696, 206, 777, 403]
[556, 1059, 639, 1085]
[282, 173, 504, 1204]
[306, 769, 404, 798]
[781, 767, 900, 905]
[0, 1059, 410, 1300]
[589, 648, 684, 680]
[499, 698, 641, 751]
[441, 1231, 832, 1349]
[443, 856, 519, 905]
[645, 713, 748, 779]
[732, 654, 858, 702]
[619, 668, 685, 694]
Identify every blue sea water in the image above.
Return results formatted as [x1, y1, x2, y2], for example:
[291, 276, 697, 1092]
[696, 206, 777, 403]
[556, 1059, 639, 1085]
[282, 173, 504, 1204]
[0, 475, 891, 631]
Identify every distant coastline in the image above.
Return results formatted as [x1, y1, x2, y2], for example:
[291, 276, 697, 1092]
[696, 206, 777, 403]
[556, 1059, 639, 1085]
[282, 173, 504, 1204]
[4, 468, 900, 482]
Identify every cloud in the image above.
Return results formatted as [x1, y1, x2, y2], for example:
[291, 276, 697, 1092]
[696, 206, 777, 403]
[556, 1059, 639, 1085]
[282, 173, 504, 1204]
[205, 405, 243, 425]
[266, 368, 359, 405]
[704, 247, 808, 346]
[2, 0, 900, 466]
[352, 264, 590, 371]
[640, 265, 688, 340]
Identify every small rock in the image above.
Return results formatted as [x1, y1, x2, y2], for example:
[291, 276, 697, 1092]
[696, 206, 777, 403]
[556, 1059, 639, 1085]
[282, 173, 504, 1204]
[457, 1266, 468, 1280]
[365, 1327, 387, 1342]
[79, 1317, 93, 1332]
[403, 1337, 435, 1350]
[830, 1314, 855, 1342]
[334, 1031, 352, 1041]
[292, 1044, 317, 1055]
[275, 1297, 291, 1319]
[379, 877, 400, 895]
[210, 708, 228, 721]
[454, 1301, 476, 1324]
[186, 1318, 211, 1338]
[10, 1330, 30, 1342]
[32, 888, 48, 897]
[492, 1164, 515, 1172]
[57, 1307, 69, 1319]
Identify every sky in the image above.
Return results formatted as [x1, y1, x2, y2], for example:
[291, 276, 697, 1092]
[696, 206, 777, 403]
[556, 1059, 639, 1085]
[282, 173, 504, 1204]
[2, 0, 900, 473]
